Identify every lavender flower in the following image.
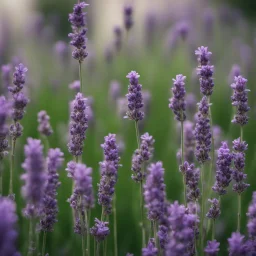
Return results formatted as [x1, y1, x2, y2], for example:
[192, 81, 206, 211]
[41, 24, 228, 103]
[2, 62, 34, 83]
[157, 224, 169, 250]
[132, 132, 155, 182]
[21, 138, 46, 218]
[40, 148, 64, 232]
[228, 232, 248, 256]
[204, 240, 220, 256]
[175, 21, 190, 40]
[184, 121, 195, 162]
[98, 134, 120, 215]
[90, 218, 110, 242]
[0, 96, 10, 159]
[247, 192, 256, 238]
[212, 142, 233, 195]
[69, 80, 80, 92]
[114, 26, 123, 52]
[142, 238, 158, 256]
[228, 64, 241, 84]
[67, 93, 88, 156]
[194, 96, 212, 164]
[144, 162, 166, 221]
[169, 74, 186, 122]
[231, 76, 250, 126]
[0, 197, 20, 256]
[124, 5, 133, 31]
[1, 64, 12, 90]
[66, 160, 76, 178]
[206, 198, 221, 219]
[232, 138, 248, 152]
[195, 46, 214, 96]
[125, 71, 144, 121]
[37, 110, 53, 137]
[109, 80, 121, 103]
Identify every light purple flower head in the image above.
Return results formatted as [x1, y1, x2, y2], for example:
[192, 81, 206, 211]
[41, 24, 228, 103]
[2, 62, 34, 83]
[206, 198, 221, 220]
[204, 240, 220, 256]
[142, 238, 158, 256]
[169, 74, 186, 122]
[125, 71, 144, 122]
[1, 63, 12, 90]
[124, 5, 133, 31]
[228, 232, 248, 256]
[0, 198, 20, 256]
[37, 110, 53, 137]
[90, 218, 110, 242]
[231, 76, 250, 126]
[195, 46, 212, 66]
[69, 80, 80, 92]
[183, 121, 195, 162]
[247, 192, 256, 238]
[21, 138, 46, 218]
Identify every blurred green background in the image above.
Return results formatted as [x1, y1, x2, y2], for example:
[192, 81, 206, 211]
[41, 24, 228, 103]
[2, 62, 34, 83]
[0, 0, 256, 255]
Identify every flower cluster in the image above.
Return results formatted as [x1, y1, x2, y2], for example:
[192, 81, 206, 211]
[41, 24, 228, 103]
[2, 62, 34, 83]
[206, 198, 221, 220]
[68, 93, 88, 156]
[125, 71, 144, 121]
[212, 142, 233, 195]
[184, 121, 195, 162]
[98, 134, 120, 215]
[40, 148, 64, 232]
[142, 238, 158, 256]
[124, 5, 133, 31]
[132, 132, 155, 182]
[194, 96, 212, 164]
[247, 192, 256, 238]
[204, 240, 220, 256]
[21, 138, 46, 218]
[144, 162, 166, 221]
[230, 76, 250, 126]
[68, 2, 88, 62]
[169, 74, 186, 122]
[90, 218, 110, 242]
[228, 232, 248, 256]
[37, 110, 53, 137]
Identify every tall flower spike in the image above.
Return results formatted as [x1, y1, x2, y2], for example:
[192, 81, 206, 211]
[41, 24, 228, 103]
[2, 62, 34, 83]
[194, 96, 212, 164]
[131, 132, 155, 182]
[37, 110, 53, 137]
[0, 197, 20, 256]
[90, 218, 110, 242]
[144, 162, 166, 221]
[40, 148, 64, 232]
[247, 192, 256, 238]
[124, 5, 133, 31]
[204, 240, 220, 256]
[212, 142, 233, 195]
[228, 232, 248, 256]
[169, 74, 186, 122]
[125, 71, 144, 121]
[21, 138, 46, 218]
[195, 46, 214, 96]
[98, 134, 120, 215]
[230, 76, 250, 126]
[142, 238, 158, 256]
[68, 93, 88, 157]
[206, 198, 221, 220]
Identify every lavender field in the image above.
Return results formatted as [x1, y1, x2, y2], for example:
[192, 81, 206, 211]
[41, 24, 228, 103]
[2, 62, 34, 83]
[0, 0, 256, 255]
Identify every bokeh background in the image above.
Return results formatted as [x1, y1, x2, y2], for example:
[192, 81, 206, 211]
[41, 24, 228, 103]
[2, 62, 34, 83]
[0, 0, 256, 255]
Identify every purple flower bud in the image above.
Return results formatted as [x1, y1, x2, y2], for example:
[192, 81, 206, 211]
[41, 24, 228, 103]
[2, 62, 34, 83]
[124, 5, 133, 31]
[21, 138, 46, 218]
[247, 192, 256, 238]
[142, 238, 158, 256]
[125, 71, 144, 122]
[114, 26, 123, 52]
[11, 92, 29, 121]
[204, 240, 220, 256]
[0, 197, 20, 256]
[66, 161, 76, 178]
[144, 162, 166, 221]
[231, 76, 250, 126]
[184, 121, 195, 162]
[232, 138, 248, 152]
[169, 74, 186, 122]
[228, 232, 248, 256]
[40, 148, 64, 232]
[90, 218, 110, 242]
[206, 198, 220, 219]
[157, 224, 169, 250]
[69, 80, 80, 92]
[195, 46, 212, 66]
[68, 2, 88, 29]
[37, 110, 53, 137]
[9, 122, 23, 140]
[175, 21, 190, 40]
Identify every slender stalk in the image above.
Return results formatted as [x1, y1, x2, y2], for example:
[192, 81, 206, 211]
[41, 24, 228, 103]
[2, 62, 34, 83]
[181, 121, 187, 206]
[200, 164, 205, 253]
[79, 196, 86, 256]
[140, 181, 146, 247]
[101, 206, 104, 221]
[79, 61, 83, 94]
[87, 210, 91, 256]
[135, 121, 140, 148]
[153, 221, 158, 247]
[94, 239, 96, 256]
[96, 242, 100, 256]
[42, 232, 47, 256]
[27, 219, 35, 256]
[212, 220, 215, 240]
[237, 194, 241, 232]
[194, 200, 198, 256]
[240, 126, 243, 141]
[9, 138, 16, 195]
[113, 194, 118, 256]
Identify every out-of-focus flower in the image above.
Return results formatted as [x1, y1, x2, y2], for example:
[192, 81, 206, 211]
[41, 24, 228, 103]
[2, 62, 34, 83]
[37, 110, 53, 137]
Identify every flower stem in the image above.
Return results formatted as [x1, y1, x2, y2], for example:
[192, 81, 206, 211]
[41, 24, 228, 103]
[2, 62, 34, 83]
[212, 220, 215, 240]
[200, 164, 205, 253]
[27, 219, 35, 256]
[79, 61, 83, 94]
[9, 138, 16, 196]
[96, 242, 100, 256]
[113, 194, 118, 256]
[87, 210, 91, 256]
[140, 181, 146, 247]
[79, 196, 86, 256]
[237, 194, 241, 232]
[181, 121, 187, 207]
[42, 231, 47, 256]
[135, 121, 140, 148]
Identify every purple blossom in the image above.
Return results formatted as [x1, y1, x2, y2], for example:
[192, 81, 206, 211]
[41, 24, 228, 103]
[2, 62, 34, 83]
[37, 110, 53, 137]
[125, 71, 144, 122]
[231, 76, 250, 126]
[228, 232, 248, 256]
[21, 138, 46, 218]
[204, 240, 220, 256]
[232, 138, 248, 152]
[144, 162, 166, 221]
[40, 148, 64, 232]
[90, 218, 110, 242]
[212, 142, 233, 195]
[195, 46, 212, 66]
[1, 64, 12, 90]
[114, 26, 122, 52]
[98, 134, 120, 215]
[175, 21, 190, 40]
[11, 92, 28, 121]
[67, 93, 88, 156]
[9, 122, 23, 140]
[132, 132, 155, 182]
[169, 74, 186, 122]
[142, 238, 158, 256]
[0, 197, 20, 256]
[206, 198, 221, 219]
[66, 161, 76, 178]
[194, 96, 212, 164]
[68, 2, 88, 29]
[124, 5, 133, 31]
[247, 192, 256, 238]
[157, 224, 169, 250]
[69, 80, 80, 92]
[184, 121, 195, 162]
[228, 64, 241, 84]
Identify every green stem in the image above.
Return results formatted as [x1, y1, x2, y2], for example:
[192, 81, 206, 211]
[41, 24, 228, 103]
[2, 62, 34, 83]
[94, 239, 96, 256]
[96, 242, 100, 256]
[240, 126, 243, 141]
[101, 207, 104, 221]
[153, 221, 158, 247]
[135, 121, 140, 148]
[113, 194, 118, 256]
[9, 138, 16, 195]
[212, 220, 215, 240]
[79, 196, 86, 256]
[140, 181, 146, 247]
[79, 61, 83, 94]
[27, 219, 35, 256]
[237, 194, 241, 232]
[87, 210, 91, 256]
[200, 164, 205, 253]
[42, 232, 47, 256]
[181, 121, 187, 206]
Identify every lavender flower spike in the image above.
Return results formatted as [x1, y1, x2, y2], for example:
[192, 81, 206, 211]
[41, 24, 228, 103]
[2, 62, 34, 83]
[204, 240, 220, 256]
[21, 138, 46, 218]
[90, 218, 110, 242]
[142, 238, 158, 256]
[228, 232, 248, 256]
[124, 5, 133, 31]
[206, 198, 221, 220]
[247, 192, 256, 238]
[0, 197, 20, 256]
[144, 162, 166, 221]
[37, 110, 53, 137]
[125, 71, 144, 121]
[194, 96, 212, 164]
[40, 148, 64, 232]
[231, 76, 250, 126]
[212, 142, 233, 195]
[169, 74, 186, 122]
[68, 92, 88, 157]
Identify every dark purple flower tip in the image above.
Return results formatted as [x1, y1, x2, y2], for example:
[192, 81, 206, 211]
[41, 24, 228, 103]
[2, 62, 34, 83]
[68, 2, 89, 29]
[126, 71, 140, 84]
[206, 198, 221, 219]
[204, 240, 220, 256]
[9, 122, 23, 139]
[124, 5, 133, 31]
[232, 138, 248, 152]
[195, 46, 212, 66]
[142, 238, 158, 256]
[90, 218, 110, 242]
[37, 110, 53, 137]
[228, 232, 248, 256]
